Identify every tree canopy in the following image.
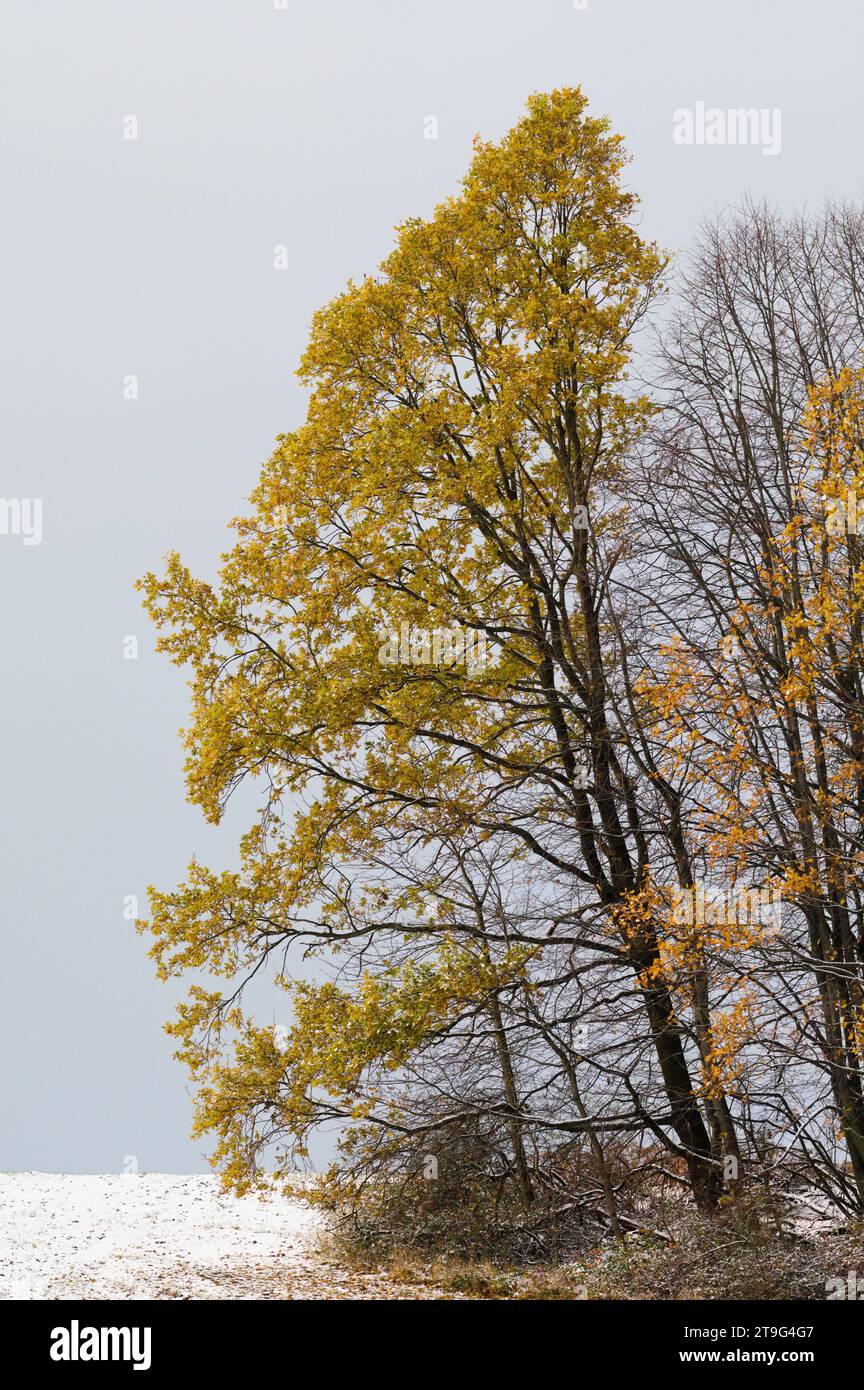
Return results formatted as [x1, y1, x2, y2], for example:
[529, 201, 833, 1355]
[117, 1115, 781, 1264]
[140, 91, 864, 1240]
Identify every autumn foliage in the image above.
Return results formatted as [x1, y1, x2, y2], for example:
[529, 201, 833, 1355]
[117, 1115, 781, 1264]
[139, 90, 864, 1245]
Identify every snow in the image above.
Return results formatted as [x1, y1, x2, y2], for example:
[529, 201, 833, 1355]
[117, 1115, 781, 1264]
[0, 1173, 447, 1300]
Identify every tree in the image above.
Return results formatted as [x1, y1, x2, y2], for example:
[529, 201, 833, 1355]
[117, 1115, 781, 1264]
[140, 87, 733, 1220]
[640, 203, 864, 1212]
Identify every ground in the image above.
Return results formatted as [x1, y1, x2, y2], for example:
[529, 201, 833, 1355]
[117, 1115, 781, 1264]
[0, 1173, 456, 1300]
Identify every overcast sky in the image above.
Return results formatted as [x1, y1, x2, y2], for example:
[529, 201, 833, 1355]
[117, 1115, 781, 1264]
[1, 0, 861, 1173]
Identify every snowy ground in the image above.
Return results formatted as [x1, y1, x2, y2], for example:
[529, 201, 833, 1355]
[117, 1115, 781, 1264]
[0, 1173, 452, 1300]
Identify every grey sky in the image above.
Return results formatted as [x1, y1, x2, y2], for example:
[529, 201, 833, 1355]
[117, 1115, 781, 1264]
[1, 0, 861, 1173]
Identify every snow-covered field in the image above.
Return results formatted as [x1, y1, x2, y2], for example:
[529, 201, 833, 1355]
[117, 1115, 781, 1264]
[0, 1173, 448, 1300]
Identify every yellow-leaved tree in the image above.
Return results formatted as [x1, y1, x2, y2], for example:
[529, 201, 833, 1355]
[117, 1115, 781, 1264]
[139, 88, 734, 1224]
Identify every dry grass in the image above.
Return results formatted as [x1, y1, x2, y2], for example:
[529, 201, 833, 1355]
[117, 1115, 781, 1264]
[318, 1201, 864, 1301]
